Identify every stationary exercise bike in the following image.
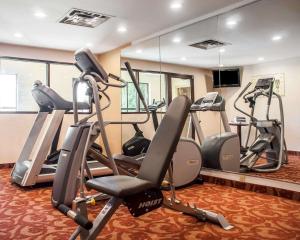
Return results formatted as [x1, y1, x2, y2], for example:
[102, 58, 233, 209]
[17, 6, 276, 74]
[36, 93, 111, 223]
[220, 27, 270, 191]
[122, 99, 165, 156]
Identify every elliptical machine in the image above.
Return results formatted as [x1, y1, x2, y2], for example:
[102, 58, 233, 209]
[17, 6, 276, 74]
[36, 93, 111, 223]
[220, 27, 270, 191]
[235, 78, 288, 172]
[122, 99, 165, 156]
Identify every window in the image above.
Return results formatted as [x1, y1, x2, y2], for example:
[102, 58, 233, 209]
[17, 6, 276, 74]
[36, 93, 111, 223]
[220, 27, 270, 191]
[0, 58, 47, 112]
[0, 57, 89, 113]
[121, 70, 137, 112]
[139, 72, 166, 112]
[49, 63, 88, 102]
[0, 74, 17, 111]
[120, 68, 193, 113]
[121, 70, 167, 112]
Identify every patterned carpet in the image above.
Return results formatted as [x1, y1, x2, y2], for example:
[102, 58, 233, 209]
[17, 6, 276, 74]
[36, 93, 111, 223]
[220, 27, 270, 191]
[246, 154, 300, 184]
[1, 168, 300, 240]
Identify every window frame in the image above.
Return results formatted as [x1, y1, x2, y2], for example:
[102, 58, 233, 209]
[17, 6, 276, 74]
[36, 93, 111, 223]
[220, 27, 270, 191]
[0, 56, 90, 114]
[121, 81, 149, 112]
[121, 68, 194, 114]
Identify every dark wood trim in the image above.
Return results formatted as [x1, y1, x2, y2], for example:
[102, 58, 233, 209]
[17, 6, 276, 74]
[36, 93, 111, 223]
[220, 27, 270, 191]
[136, 70, 140, 112]
[122, 111, 166, 115]
[0, 56, 73, 65]
[121, 67, 194, 79]
[287, 150, 300, 156]
[46, 62, 50, 86]
[0, 111, 90, 115]
[0, 163, 14, 169]
[0, 111, 38, 114]
[190, 76, 195, 102]
[190, 76, 195, 138]
[166, 74, 172, 105]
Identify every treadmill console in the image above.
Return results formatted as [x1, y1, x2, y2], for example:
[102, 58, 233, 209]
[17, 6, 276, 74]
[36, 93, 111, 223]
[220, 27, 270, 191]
[148, 99, 166, 111]
[74, 48, 108, 82]
[191, 92, 225, 112]
[199, 92, 219, 109]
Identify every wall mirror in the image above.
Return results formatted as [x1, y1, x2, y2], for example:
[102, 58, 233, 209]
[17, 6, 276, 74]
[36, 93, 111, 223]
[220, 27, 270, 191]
[120, 0, 300, 191]
[216, 0, 300, 188]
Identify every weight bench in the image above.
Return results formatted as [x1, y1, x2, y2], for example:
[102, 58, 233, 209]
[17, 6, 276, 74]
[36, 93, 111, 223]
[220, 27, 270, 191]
[52, 95, 193, 239]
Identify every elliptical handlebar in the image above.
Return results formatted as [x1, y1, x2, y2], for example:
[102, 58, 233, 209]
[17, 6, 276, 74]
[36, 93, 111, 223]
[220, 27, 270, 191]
[267, 80, 274, 105]
[234, 81, 257, 121]
[89, 71, 128, 89]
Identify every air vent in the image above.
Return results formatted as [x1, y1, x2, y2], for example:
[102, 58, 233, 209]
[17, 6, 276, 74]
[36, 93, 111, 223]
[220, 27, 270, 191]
[59, 8, 112, 28]
[189, 39, 230, 50]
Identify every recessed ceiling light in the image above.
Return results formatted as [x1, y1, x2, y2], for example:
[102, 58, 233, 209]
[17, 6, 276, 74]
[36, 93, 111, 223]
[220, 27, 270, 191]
[86, 43, 93, 47]
[172, 37, 181, 43]
[226, 20, 237, 28]
[170, 2, 182, 10]
[136, 49, 143, 54]
[34, 11, 47, 18]
[181, 57, 187, 61]
[258, 57, 264, 61]
[272, 35, 282, 41]
[14, 33, 23, 38]
[117, 26, 127, 33]
[219, 48, 226, 53]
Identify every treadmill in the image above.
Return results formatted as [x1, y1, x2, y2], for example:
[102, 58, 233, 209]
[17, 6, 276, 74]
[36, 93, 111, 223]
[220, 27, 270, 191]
[11, 81, 111, 187]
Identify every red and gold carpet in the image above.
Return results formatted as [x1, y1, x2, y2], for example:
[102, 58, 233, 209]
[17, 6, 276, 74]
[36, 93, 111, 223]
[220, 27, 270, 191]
[1, 168, 300, 239]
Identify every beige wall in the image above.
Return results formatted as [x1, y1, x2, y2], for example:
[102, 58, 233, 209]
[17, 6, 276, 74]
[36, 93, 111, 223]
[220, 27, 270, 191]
[0, 43, 74, 62]
[97, 48, 122, 153]
[120, 58, 222, 144]
[0, 44, 122, 164]
[221, 57, 300, 151]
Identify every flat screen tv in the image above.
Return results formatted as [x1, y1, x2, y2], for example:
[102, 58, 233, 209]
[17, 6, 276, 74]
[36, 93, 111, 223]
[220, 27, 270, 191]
[213, 68, 240, 88]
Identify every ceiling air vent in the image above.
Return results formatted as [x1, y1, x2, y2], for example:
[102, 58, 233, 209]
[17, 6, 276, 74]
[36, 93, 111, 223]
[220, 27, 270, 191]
[189, 39, 230, 50]
[59, 8, 112, 28]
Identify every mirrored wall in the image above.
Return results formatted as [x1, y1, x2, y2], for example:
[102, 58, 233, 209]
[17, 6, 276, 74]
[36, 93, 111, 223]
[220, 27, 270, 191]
[120, 0, 300, 186]
[216, 0, 300, 184]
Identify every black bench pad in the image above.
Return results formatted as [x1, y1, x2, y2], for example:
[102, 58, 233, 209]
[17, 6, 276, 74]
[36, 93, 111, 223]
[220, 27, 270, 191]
[86, 175, 155, 198]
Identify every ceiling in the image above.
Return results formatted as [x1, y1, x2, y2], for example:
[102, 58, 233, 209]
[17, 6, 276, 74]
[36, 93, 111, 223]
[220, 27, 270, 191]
[122, 0, 300, 68]
[0, 0, 246, 53]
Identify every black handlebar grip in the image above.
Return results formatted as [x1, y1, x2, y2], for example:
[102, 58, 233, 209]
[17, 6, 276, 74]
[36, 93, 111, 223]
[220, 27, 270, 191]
[267, 81, 274, 105]
[57, 204, 93, 230]
[124, 62, 145, 102]
[74, 214, 93, 230]
[108, 73, 120, 81]
[57, 204, 70, 215]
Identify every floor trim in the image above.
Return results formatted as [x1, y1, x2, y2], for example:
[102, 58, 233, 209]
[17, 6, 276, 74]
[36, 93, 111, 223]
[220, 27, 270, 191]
[201, 168, 300, 192]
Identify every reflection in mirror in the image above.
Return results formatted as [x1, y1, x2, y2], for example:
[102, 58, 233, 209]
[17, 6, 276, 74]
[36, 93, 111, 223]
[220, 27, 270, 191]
[159, 16, 221, 138]
[171, 77, 192, 100]
[120, 0, 300, 187]
[216, 0, 300, 183]
[120, 37, 163, 143]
